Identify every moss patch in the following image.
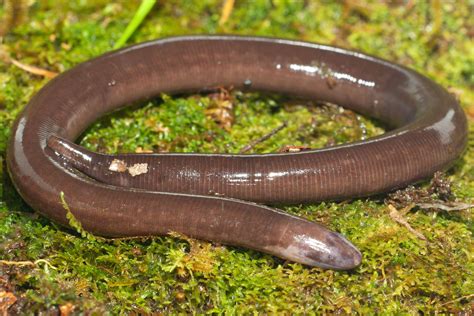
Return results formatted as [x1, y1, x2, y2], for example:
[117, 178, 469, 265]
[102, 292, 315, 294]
[0, 1, 473, 314]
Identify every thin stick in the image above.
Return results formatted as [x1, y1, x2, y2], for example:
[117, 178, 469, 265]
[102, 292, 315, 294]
[0, 259, 57, 270]
[440, 293, 474, 306]
[425, 0, 442, 49]
[10, 58, 58, 78]
[113, 0, 156, 49]
[239, 122, 287, 153]
[416, 202, 474, 212]
[219, 0, 235, 26]
[388, 204, 427, 241]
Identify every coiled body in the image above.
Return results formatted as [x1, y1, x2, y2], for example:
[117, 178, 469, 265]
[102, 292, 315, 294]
[7, 36, 467, 269]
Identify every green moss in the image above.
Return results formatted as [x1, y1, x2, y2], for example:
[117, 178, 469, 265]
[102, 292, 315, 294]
[0, 1, 472, 314]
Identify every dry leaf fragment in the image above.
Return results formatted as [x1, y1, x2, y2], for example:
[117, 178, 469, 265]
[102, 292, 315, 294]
[388, 204, 427, 241]
[59, 302, 75, 316]
[0, 291, 17, 315]
[205, 87, 235, 130]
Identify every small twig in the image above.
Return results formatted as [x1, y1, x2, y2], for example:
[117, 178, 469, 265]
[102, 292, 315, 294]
[440, 293, 474, 306]
[33, 259, 57, 269]
[388, 204, 427, 241]
[0, 45, 58, 78]
[239, 122, 287, 153]
[0, 259, 57, 270]
[425, 0, 442, 50]
[10, 58, 58, 78]
[218, 0, 235, 26]
[0, 260, 35, 267]
[416, 202, 474, 212]
[113, 0, 156, 49]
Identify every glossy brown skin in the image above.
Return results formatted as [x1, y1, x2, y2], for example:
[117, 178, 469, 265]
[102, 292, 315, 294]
[7, 36, 467, 270]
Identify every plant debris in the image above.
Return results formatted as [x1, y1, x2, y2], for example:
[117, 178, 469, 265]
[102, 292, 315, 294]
[416, 202, 474, 212]
[218, 0, 235, 26]
[0, 290, 17, 314]
[0, 259, 56, 270]
[205, 87, 235, 131]
[240, 122, 287, 153]
[9, 58, 58, 79]
[0, 46, 58, 78]
[385, 172, 468, 212]
[59, 302, 75, 316]
[387, 204, 427, 241]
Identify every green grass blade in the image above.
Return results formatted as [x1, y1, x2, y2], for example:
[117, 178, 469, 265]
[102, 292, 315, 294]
[113, 0, 156, 49]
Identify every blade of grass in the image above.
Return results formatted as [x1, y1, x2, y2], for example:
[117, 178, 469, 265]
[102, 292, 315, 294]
[113, 0, 156, 49]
